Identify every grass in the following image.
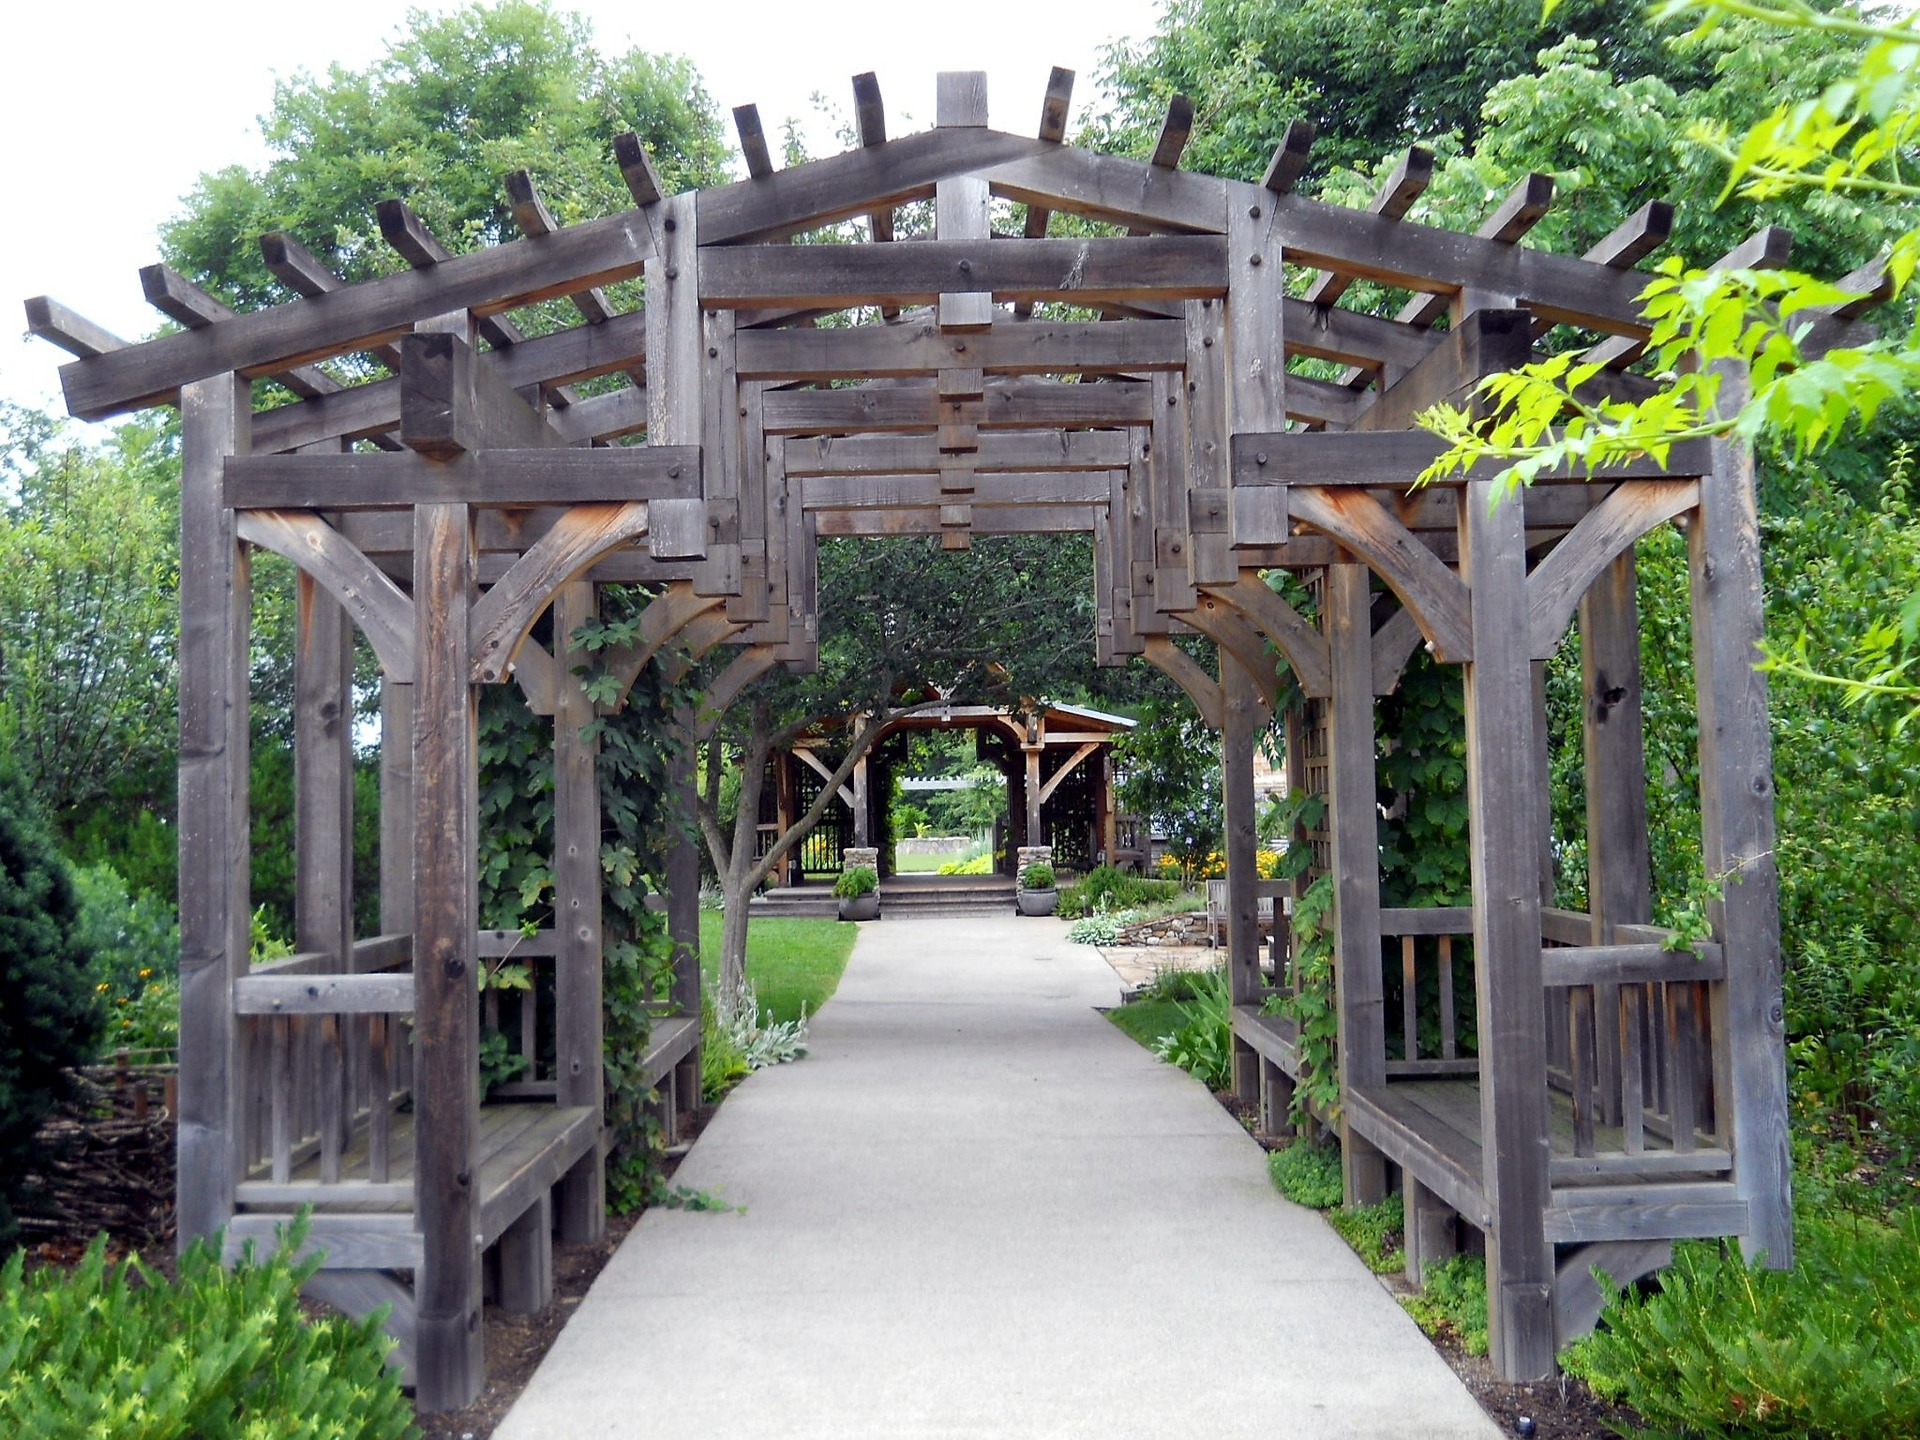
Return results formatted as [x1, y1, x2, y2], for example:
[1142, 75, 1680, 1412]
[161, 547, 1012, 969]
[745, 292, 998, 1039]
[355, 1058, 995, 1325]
[1105, 998, 1186, 1050]
[892, 851, 959, 873]
[698, 913, 859, 1025]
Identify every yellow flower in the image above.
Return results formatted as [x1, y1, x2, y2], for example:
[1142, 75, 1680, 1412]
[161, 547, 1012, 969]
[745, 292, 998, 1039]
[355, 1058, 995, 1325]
[138, 968, 152, 979]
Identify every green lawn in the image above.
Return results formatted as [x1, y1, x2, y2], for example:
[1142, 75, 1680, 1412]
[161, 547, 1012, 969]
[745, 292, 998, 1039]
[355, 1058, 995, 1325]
[1105, 998, 1185, 1050]
[698, 912, 859, 1025]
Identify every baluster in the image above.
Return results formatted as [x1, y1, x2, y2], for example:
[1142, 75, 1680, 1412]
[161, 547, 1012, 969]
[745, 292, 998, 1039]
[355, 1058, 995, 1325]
[320, 1013, 344, 1183]
[521, 970, 539, 1081]
[1438, 936, 1457, 1061]
[1401, 935, 1418, 1063]
[270, 1016, 292, 1185]
[1666, 980, 1698, 1153]
[1620, 984, 1645, 1154]
[1569, 985, 1597, 1157]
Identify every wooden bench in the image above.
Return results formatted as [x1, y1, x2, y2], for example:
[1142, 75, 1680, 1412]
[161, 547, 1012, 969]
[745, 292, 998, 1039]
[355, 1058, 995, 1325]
[1205, 878, 1277, 948]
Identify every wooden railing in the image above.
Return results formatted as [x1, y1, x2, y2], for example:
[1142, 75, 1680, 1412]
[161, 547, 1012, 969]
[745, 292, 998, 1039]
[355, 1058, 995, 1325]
[1541, 908, 1728, 1180]
[1379, 908, 1477, 1078]
[478, 928, 560, 1100]
[235, 934, 415, 1205]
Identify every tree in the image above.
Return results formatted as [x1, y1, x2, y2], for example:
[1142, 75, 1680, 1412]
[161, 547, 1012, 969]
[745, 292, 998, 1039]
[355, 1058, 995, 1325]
[694, 533, 1124, 995]
[162, 1, 728, 327]
[1088, 0, 1721, 184]
[0, 754, 104, 1244]
[0, 407, 178, 825]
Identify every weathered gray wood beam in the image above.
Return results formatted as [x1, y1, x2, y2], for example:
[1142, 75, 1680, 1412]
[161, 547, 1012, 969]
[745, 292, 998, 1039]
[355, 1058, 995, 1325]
[812, 506, 1097, 536]
[139, 264, 355, 407]
[735, 316, 1183, 379]
[399, 330, 568, 458]
[782, 428, 1129, 476]
[1352, 306, 1534, 433]
[849, 73, 902, 321]
[1012, 66, 1076, 319]
[1303, 146, 1434, 307]
[732, 104, 775, 180]
[698, 234, 1226, 310]
[23, 295, 125, 358]
[225, 447, 699, 510]
[1230, 429, 1713, 489]
[612, 131, 667, 207]
[762, 377, 1151, 433]
[799, 471, 1111, 509]
[1394, 173, 1555, 331]
[1260, 119, 1317, 195]
[503, 170, 617, 327]
[1149, 95, 1195, 169]
[259, 232, 406, 372]
[1585, 226, 1791, 369]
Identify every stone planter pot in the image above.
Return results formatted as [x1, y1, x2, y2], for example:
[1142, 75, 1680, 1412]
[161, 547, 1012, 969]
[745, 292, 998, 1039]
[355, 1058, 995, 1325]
[1015, 888, 1059, 917]
[838, 893, 880, 921]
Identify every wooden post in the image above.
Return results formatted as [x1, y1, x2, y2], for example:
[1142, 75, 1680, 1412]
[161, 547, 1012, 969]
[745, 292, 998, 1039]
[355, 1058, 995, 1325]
[1327, 564, 1387, 1202]
[1024, 746, 1044, 848]
[852, 753, 871, 847]
[667, 708, 703, 1018]
[1404, 1175, 1457, 1286]
[1692, 372, 1792, 1268]
[552, 581, 605, 1243]
[1222, 652, 1263, 1101]
[294, 573, 355, 1167]
[411, 501, 484, 1409]
[1580, 551, 1651, 1128]
[1460, 479, 1554, 1380]
[176, 373, 251, 1252]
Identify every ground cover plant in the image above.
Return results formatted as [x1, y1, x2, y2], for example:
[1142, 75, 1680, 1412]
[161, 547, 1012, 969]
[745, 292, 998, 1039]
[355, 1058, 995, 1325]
[0, 1218, 415, 1439]
[1402, 1255, 1491, 1358]
[1267, 1138, 1345, 1209]
[699, 913, 857, 1028]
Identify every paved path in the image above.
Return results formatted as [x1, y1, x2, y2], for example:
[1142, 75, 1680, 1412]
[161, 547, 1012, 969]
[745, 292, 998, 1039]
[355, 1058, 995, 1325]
[497, 916, 1497, 1439]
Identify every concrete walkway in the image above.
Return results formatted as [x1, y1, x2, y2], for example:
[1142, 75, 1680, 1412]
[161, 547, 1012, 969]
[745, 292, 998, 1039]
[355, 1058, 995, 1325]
[496, 916, 1497, 1439]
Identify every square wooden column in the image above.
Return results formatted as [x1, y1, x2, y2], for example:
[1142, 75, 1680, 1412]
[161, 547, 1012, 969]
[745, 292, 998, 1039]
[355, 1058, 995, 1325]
[552, 581, 606, 1242]
[1691, 381, 1791, 1268]
[1326, 564, 1387, 1202]
[1461, 478, 1554, 1381]
[176, 373, 252, 1251]
[411, 501, 484, 1409]
[1221, 652, 1264, 1101]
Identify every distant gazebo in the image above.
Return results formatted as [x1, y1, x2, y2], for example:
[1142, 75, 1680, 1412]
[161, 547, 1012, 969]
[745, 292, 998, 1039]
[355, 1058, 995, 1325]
[762, 701, 1134, 881]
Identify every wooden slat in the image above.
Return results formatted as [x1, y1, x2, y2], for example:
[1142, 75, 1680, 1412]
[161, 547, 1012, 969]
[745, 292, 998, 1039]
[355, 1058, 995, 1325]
[1550, 1149, 1731, 1182]
[1541, 943, 1724, 987]
[141, 264, 348, 403]
[24, 295, 127, 358]
[234, 974, 416, 1015]
[225, 447, 696, 510]
[762, 378, 1151, 434]
[782, 428, 1130, 476]
[1303, 147, 1434, 307]
[1394, 174, 1554, 331]
[1260, 120, 1317, 195]
[732, 104, 775, 179]
[236, 1180, 415, 1206]
[1012, 66, 1076, 319]
[735, 317, 1184, 379]
[476, 1106, 598, 1250]
[1541, 1183, 1747, 1243]
[1379, 906, 1474, 936]
[1344, 1085, 1489, 1228]
[224, 1214, 424, 1269]
[259, 231, 406, 372]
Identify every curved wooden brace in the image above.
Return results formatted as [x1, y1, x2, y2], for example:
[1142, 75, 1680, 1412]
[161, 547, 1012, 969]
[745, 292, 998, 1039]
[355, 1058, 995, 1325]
[236, 510, 416, 682]
[470, 501, 650, 683]
[1553, 1239, 1672, 1348]
[1371, 605, 1425, 697]
[1198, 573, 1330, 698]
[694, 646, 780, 741]
[1142, 636, 1224, 730]
[661, 610, 749, 686]
[598, 581, 729, 707]
[1289, 486, 1472, 663]
[1528, 479, 1698, 658]
[1181, 600, 1280, 717]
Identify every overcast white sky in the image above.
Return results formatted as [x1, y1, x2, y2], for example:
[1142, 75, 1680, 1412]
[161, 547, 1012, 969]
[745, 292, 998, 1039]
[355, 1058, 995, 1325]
[0, 0, 1167, 428]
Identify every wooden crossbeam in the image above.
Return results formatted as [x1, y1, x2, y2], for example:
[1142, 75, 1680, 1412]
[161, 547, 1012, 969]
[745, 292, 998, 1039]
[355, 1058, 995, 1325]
[1353, 306, 1534, 432]
[735, 317, 1183, 380]
[781, 428, 1129, 476]
[849, 73, 900, 320]
[259, 232, 405, 372]
[1149, 95, 1195, 169]
[1228, 429, 1713, 488]
[224, 447, 699, 511]
[697, 234, 1227, 309]
[1302, 146, 1434, 307]
[1260, 120, 1317, 195]
[813, 506, 1097, 537]
[373, 200, 543, 369]
[1393, 173, 1554, 330]
[24, 296, 125, 358]
[732, 104, 775, 180]
[504, 171, 617, 326]
[799, 472, 1112, 509]
[761, 377, 1151, 433]
[612, 132, 666, 208]
[137, 264, 355, 408]
[1013, 66, 1077, 319]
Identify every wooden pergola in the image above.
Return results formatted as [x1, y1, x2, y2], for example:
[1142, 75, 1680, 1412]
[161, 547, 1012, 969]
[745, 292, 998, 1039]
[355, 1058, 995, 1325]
[28, 66, 1874, 1408]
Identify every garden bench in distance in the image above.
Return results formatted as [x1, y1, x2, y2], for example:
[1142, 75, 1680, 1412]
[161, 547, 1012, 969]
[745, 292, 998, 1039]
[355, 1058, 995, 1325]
[26, 64, 1882, 1408]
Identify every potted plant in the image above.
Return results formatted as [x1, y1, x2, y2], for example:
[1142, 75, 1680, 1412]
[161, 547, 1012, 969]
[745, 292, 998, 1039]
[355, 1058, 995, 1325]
[1016, 861, 1058, 917]
[834, 865, 880, 921]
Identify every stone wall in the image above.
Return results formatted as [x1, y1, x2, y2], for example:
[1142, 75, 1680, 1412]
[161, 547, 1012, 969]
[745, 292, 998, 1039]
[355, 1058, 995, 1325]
[1109, 911, 1211, 947]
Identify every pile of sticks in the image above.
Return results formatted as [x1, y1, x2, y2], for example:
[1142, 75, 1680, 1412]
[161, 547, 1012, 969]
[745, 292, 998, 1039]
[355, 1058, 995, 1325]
[17, 1067, 176, 1253]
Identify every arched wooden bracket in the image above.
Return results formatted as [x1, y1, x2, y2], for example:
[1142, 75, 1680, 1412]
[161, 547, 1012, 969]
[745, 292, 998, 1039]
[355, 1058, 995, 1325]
[470, 501, 650, 682]
[693, 646, 780, 741]
[1371, 605, 1425, 696]
[597, 582, 728, 709]
[1199, 573, 1330, 698]
[1289, 485, 1472, 663]
[660, 609, 750, 686]
[1552, 1239, 1672, 1349]
[1528, 480, 1698, 658]
[1143, 635, 1225, 730]
[237, 510, 416, 682]
[509, 638, 557, 716]
[1181, 598, 1281, 717]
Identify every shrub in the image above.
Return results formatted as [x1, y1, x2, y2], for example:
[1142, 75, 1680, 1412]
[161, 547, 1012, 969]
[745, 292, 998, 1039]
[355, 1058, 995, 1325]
[1150, 964, 1233, 1089]
[1066, 909, 1139, 945]
[1402, 1255, 1489, 1356]
[1326, 1197, 1405, 1274]
[1018, 861, 1054, 890]
[0, 1219, 415, 1438]
[1268, 1139, 1344, 1209]
[702, 978, 811, 1103]
[0, 759, 103, 1243]
[1058, 864, 1177, 918]
[936, 853, 994, 875]
[831, 866, 877, 900]
[1138, 962, 1208, 1003]
[1562, 1206, 1920, 1437]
